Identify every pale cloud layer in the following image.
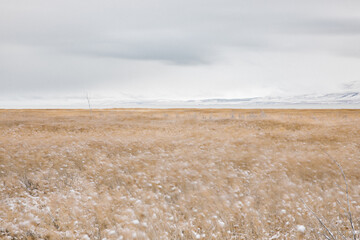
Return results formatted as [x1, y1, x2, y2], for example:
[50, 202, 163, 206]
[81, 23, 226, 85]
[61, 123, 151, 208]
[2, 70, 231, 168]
[1, 0, 360, 101]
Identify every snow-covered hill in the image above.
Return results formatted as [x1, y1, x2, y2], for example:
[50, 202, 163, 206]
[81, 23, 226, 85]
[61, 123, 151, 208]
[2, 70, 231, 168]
[198, 91, 360, 105]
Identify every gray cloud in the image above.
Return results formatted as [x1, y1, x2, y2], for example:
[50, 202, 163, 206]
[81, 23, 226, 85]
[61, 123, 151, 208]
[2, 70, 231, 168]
[1, 0, 360, 100]
[294, 18, 360, 35]
[2, 0, 360, 62]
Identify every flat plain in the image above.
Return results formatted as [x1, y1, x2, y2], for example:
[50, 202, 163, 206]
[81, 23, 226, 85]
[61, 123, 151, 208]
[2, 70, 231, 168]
[0, 109, 360, 239]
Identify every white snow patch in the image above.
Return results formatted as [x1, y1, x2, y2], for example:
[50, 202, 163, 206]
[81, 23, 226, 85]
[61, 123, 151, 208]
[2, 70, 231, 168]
[218, 220, 225, 227]
[296, 225, 306, 233]
[132, 219, 140, 225]
[192, 231, 201, 239]
[81, 234, 91, 240]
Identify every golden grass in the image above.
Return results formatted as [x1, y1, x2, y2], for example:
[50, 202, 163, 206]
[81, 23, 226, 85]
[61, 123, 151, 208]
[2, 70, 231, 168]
[0, 109, 360, 239]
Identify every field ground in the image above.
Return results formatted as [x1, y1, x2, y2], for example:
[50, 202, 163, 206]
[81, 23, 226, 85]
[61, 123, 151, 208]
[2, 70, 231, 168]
[0, 109, 360, 239]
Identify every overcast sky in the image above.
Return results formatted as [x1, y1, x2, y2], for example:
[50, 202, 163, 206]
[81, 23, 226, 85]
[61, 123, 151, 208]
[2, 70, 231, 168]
[1, 0, 360, 101]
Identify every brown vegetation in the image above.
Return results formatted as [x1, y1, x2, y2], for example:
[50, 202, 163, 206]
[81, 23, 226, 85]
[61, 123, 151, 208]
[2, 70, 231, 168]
[0, 109, 359, 239]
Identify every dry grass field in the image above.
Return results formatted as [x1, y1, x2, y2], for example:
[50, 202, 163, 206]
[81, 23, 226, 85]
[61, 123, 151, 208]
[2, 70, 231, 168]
[0, 109, 360, 239]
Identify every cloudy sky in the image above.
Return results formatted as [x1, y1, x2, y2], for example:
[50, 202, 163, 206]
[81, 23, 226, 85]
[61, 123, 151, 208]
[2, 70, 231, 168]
[1, 0, 360, 102]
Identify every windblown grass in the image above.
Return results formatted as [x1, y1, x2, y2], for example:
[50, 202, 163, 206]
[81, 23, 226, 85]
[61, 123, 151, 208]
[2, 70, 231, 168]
[0, 109, 359, 239]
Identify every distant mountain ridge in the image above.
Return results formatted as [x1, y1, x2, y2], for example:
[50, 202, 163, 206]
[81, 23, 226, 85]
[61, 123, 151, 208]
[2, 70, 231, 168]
[1, 91, 360, 108]
[186, 91, 360, 106]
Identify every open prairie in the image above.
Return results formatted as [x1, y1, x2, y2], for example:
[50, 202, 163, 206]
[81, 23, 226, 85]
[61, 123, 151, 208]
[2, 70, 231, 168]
[0, 109, 360, 239]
